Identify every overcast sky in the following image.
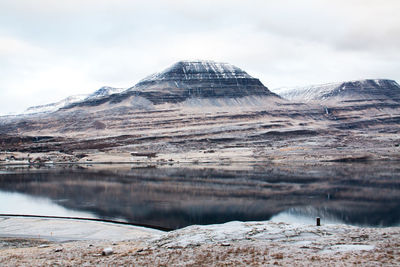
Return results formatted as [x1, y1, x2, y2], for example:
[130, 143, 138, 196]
[1, 0, 399, 115]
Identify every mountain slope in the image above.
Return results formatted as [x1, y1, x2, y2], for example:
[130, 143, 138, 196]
[85, 86, 125, 100]
[274, 79, 400, 102]
[23, 86, 125, 114]
[272, 79, 400, 131]
[23, 94, 88, 114]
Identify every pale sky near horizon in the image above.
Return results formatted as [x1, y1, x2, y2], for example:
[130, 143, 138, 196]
[1, 0, 399, 115]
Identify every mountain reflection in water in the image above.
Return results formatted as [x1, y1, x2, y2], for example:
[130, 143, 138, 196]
[0, 162, 399, 230]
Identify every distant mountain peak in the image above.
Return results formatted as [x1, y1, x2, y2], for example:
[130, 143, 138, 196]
[23, 94, 88, 114]
[85, 86, 125, 100]
[23, 86, 126, 115]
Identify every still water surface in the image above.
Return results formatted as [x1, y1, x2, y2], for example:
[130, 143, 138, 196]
[0, 163, 399, 229]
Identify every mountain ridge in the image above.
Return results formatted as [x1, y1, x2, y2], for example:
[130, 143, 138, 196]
[15, 71, 400, 116]
[273, 79, 400, 102]
[23, 86, 126, 115]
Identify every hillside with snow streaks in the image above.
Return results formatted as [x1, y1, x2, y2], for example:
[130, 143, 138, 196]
[23, 86, 126, 115]
[136, 60, 253, 84]
[85, 86, 125, 100]
[129, 60, 278, 103]
[274, 79, 400, 102]
[23, 94, 89, 114]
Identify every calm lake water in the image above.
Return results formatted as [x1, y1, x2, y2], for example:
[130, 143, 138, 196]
[0, 162, 399, 230]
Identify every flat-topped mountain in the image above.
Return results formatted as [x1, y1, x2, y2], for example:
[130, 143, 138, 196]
[274, 79, 400, 102]
[130, 60, 278, 103]
[68, 60, 278, 108]
[137, 60, 254, 82]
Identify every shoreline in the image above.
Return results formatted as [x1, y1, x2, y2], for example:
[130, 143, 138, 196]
[0, 214, 172, 232]
[2, 157, 400, 167]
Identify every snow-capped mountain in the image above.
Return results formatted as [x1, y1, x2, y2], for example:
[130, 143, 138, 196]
[273, 79, 400, 102]
[131, 60, 277, 100]
[136, 60, 254, 83]
[85, 86, 125, 100]
[23, 86, 126, 115]
[23, 94, 89, 114]
[65, 60, 279, 109]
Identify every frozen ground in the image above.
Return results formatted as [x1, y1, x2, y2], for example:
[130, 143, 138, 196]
[0, 216, 162, 242]
[0, 216, 399, 266]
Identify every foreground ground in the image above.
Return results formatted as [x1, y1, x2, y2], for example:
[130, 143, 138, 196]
[0, 217, 399, 266]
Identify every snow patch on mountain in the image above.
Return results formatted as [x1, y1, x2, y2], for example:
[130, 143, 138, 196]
[85, 86, 125, 100]
[136, 60, 253, 85]
[23, 86, 126, 115]
[130, 96, 154, 110]
[273, 79, 400, 102]
[23, 94, 89, 114]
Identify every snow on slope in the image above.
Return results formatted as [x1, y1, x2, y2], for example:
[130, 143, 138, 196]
[273, 83, 340, 102]
[23, 94, 89, 114]
[85, 86, 125, 100]
[137, 60, 253, 85]
[23, 86, 126, 115]
[273, 79, 400, 102]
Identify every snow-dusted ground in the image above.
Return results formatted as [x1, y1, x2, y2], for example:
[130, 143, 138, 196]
[0, 217, 399, 266]
[149, 220, 380, 251]
[0, 216, 161, 242]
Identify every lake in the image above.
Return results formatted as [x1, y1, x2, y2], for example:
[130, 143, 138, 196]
[0, 162, 399, 230]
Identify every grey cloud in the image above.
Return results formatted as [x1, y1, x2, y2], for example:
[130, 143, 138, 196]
[0, 0, 399, 114]
[250, 0, 400, 52]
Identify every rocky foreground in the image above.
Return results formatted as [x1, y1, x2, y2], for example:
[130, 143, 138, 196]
[0, 218, 399, 266]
